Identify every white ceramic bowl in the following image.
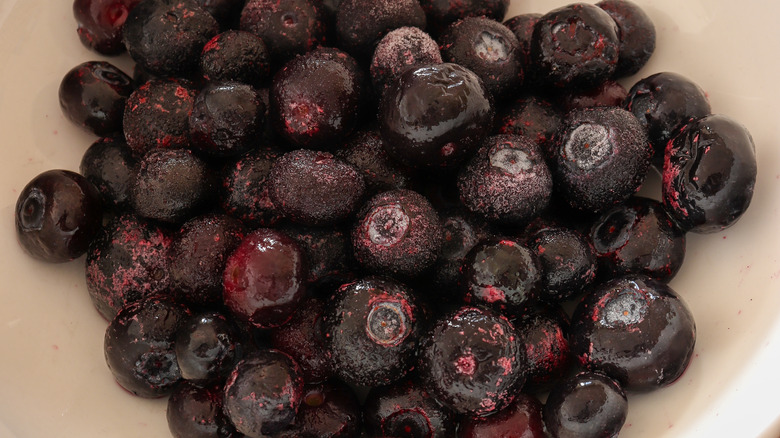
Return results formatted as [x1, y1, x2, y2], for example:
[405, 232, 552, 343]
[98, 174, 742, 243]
[0, 1, 778, 437]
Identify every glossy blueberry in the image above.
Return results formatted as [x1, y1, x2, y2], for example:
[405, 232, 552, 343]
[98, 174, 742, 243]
[73, 0, 141, 55]
[459, 393, 546, 438]
[59, 61, 134, 136]
[462, 238, 542, 317]
[223, 350, 304, 437]
[175, 311, 243, 384]
[80, 135, 138, 208]
[223, 228, 307, 329]
[379, 63, 494, 169]
[104, 295, 191, 398]
[528, 225, 598, 303]
[417, 306, 525, 417]
[597, 0, 656, 77]
[623, 72, 711, 165]
[544, 371, 628, 438]
[363, 379, 457, 438]
[15, 169, 102, 263]
[323, 277, 421, 387]
[167, 381, 242, 438]
[277, 381, 362, 437]
[662, 114, 757, 233]
[570, 275, 696, 390]
[591, 197, 686, 282]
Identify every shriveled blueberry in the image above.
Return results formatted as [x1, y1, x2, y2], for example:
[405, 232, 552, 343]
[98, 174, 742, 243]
[662, 114, 757, 233]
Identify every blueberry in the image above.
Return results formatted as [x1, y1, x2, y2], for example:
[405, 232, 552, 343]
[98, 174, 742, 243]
[174, 311, 243, 384]
[240, 0, 327, 63]
[597, 0, 657, 77]
[15, 169, 102, 263]
[58, 61, 134, 136]
[276, 381, 363, 437]
[662, 114, 757, 233]
[73, 0, 141, 55]
[167, 382, 242, 438]
[270, 297, 333, 384]
[200, 30, 271, 87]
[370, 27, 442, 94]
[459, 393, 545, 438]
[335, 0, 426, 59]
[363, 379, 457, 438]
[79, 135, 138, 209]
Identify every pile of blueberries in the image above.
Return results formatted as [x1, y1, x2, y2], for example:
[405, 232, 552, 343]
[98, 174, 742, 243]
[16, 0, 758, 436]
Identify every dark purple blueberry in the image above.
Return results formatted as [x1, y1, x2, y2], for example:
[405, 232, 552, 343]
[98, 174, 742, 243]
[428, 211, 494, 298]
[80, 135, 138, 208]
[462, 238, 542, 317]
[552, 106, 653, 213]
[277, 381, 362, 437]
[514, 309, 570, 390]
[323, 277, 421, 387]
[189, 81, 265, 158]
[270, 297, 333, 384]
[223, 350, 304, 437]
[174, 311, 242, 384]
[503, 13, 541, 73]
[494, 95, 563, 161]
[351, 189, 443, 278]
[528, 226, 597, 303]
[130, 148, 215, 223]
[169, 214, 245, 306]
[200, 30, 271, 88]
[193, 0, 243, 28]
[335, 129, 413, 195]
[544, 371, 628, 438]
[15, 169, 102, 263]
[268, 149, 366, 226]
[123, 0, 219, 78]
[570, 274, 696, 390]
[269, 48, 365, 149]
[457, 134, 552, 225]
[363, 379, 456, 438]
[439, 17, 523, 99]
[379, 63, 494, 169]
[417, 306, 525, 417]
[220, 147, 283, 228]
[662, 114, 757, 233]
[623, 72, 711, 165]
[167, 382, 242, 438]
[370, 27, 442, 94]
[280, 224, 352, 286]
[590, 197, 685, 282]
[123, 79, 197, 155]
[240, 0, 327, 63]
[58, 61, 134, 136]
[419, 0, 509, 36]
[530, 3, 620, 88]
[223, 228, 307, 329]
[555, 79, 628, 113]
[85, 213, 172, 320]
[597, 0, 656, 77]
[73, 0, 141, 55]
[458, 393, 546, 438]
[335, 0, 426, 59]
[104, 295, 191, 397]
